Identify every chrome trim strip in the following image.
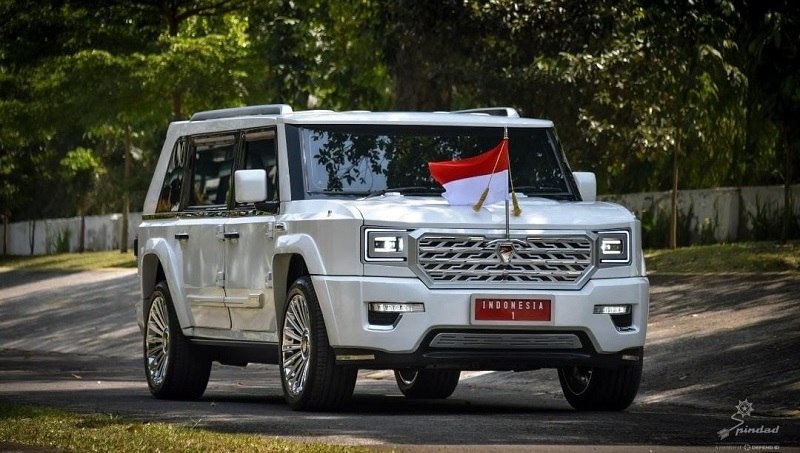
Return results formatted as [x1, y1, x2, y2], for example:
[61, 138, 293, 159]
[429, 333, 582, 349]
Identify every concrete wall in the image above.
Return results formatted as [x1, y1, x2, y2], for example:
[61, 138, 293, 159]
[601, 184, 800, 243]
[2, 213, 142, 256]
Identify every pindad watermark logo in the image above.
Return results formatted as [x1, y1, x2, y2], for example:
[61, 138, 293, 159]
[717, 399, 781, 441]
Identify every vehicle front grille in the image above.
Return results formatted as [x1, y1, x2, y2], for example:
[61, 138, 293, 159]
[413, 233, 593, 288]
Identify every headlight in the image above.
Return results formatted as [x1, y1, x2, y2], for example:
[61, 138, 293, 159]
[364, 228, 408, 262]
[597, 230, 630, 265]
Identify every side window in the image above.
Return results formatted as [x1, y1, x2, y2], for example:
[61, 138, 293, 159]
[242, 129, 278, 202]
[157, 139, 187, 213]
[189, 135, 236, 208]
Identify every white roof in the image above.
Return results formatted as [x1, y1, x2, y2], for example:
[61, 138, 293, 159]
[170, 109, 554, 135]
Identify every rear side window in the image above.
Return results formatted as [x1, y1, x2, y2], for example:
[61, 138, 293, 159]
[156, 139, 188, 213]
[188, 135, 236, 207]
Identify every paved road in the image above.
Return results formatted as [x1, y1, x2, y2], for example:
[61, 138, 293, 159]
[0, 268, 798, 451]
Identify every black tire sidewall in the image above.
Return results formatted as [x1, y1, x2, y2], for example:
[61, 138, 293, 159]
[279, 276, 356, 410]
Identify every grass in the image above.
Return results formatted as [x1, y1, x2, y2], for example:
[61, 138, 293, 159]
[0, 250, 137, 271]
[645, 240, 800, 274]
[0, 402, 377, 453]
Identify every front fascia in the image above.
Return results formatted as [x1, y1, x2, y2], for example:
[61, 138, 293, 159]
[314, 274, 649, 356]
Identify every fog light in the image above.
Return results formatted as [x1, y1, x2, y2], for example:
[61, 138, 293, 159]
[369, 302, 425, 313]
[593, 305, 631, 315]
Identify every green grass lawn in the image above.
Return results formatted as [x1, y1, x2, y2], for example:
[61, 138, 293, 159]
[0, 403, 374, 453]
[0, 250, 137, 271]
[645, 240, 800, 274]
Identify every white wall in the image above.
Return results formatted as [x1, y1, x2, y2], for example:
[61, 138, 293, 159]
[601, 184, 800, 243]
[2, 213, 142, 255]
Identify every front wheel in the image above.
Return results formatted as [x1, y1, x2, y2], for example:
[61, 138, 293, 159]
[557, 364, 642, 411]
[144, 281, 211, 400]
[394, 369, 461, 399]
[280, 276, 357, 411]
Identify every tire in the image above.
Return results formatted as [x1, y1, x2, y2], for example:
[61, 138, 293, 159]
[557, 364, 642, 411]
[280, 276, 357, 411]
[144, 281, 211, 400]
[394, 368, 461, 399]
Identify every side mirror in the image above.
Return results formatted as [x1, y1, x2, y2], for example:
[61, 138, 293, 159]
[573, 172, 596, 202]
[234, 169, 268, 203]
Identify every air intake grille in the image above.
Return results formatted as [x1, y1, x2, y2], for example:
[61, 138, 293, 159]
[414, 234, 593, 287]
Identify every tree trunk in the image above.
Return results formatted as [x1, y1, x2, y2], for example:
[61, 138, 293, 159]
[2, 214, 7, 255]
[79, 214, 85, 253]
[172, 91, 184, 120]
[28, 219, 35, 255]
[782, 128, 792, 244]
[393, 44, 451, 111]
[670, 131, 681, 249]
[121, 129, 131, 253]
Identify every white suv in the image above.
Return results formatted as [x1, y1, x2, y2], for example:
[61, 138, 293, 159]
[135, 104, 649, 411]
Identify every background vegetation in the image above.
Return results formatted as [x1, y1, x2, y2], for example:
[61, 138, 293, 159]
[1, 0, 798, 242]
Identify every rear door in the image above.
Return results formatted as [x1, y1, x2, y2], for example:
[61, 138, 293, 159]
[180, 133, 237, 330]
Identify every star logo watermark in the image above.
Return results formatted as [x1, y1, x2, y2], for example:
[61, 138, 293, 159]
[717, 399, 780, 441]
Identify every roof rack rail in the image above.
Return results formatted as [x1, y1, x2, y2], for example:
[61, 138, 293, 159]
[451, 107, 520, 118]
[190, 104, 293, 121]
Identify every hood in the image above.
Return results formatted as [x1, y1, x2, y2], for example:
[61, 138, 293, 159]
[348, 194, 636, 230]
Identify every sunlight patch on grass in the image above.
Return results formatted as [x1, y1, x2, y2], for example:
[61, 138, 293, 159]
[645, 241, 800, 274]
[0, 250, 136, 271]
[0, 403, 377, 453]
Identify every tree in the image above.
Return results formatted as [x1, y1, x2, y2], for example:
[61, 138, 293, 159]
[60, 147, 103, 252]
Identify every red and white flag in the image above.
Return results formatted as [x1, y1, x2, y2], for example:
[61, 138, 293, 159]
[428, 138, 509, 207]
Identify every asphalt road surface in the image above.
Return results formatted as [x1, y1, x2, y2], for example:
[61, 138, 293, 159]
[0, 268, 798, 452]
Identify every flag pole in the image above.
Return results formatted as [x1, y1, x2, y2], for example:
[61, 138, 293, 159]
[503, 127, 511, 239]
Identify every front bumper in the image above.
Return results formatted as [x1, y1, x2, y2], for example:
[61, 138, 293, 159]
[311, 275, 649, 369]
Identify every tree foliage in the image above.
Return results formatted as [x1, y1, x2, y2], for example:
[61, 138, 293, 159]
[0, 0, 797, 241]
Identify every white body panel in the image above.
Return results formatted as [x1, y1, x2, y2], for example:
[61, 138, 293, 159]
[136, 106, 649, 372]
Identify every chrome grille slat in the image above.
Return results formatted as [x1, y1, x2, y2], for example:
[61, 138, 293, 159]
[414, 233, 593, 287]
[430, 333, 582, 349]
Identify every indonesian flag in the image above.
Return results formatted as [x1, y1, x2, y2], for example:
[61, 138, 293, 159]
[428, 138, 509, 207]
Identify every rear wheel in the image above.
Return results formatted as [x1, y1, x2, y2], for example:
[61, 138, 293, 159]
[394, 368, 461, 399]
[557, 364, 641, 411]
[280, 276, 357, 411]
[144, 281, 211, 400]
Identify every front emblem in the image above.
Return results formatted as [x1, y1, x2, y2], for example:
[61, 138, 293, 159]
[497, 243, 515, 264]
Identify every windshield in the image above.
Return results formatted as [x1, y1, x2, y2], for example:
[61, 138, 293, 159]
[298, 124, 576, 200]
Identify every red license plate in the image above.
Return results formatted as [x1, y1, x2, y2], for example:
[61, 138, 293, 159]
[474, 298, 551, 321]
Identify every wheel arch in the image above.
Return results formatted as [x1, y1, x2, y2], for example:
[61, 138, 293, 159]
[273, 253, 309, 332]
[139, 238, 192, 330]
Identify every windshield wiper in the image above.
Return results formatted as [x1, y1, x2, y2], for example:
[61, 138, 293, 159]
[364, 186, 444, 199]
[512, 186, 568, 194]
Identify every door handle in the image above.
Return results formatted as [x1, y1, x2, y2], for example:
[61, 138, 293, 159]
[224, 232, 240, 239]
[175, 232, 189, 240]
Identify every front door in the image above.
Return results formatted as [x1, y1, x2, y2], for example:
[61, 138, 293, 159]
[224, 129, 280, 341]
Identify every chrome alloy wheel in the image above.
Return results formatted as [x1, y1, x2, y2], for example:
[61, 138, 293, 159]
[561, 366, 593, 396]
[281, 292, 312, 397]
[145, 293, 170, 388]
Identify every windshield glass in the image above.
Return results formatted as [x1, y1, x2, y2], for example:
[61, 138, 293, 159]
[298, 124, 576, 199]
